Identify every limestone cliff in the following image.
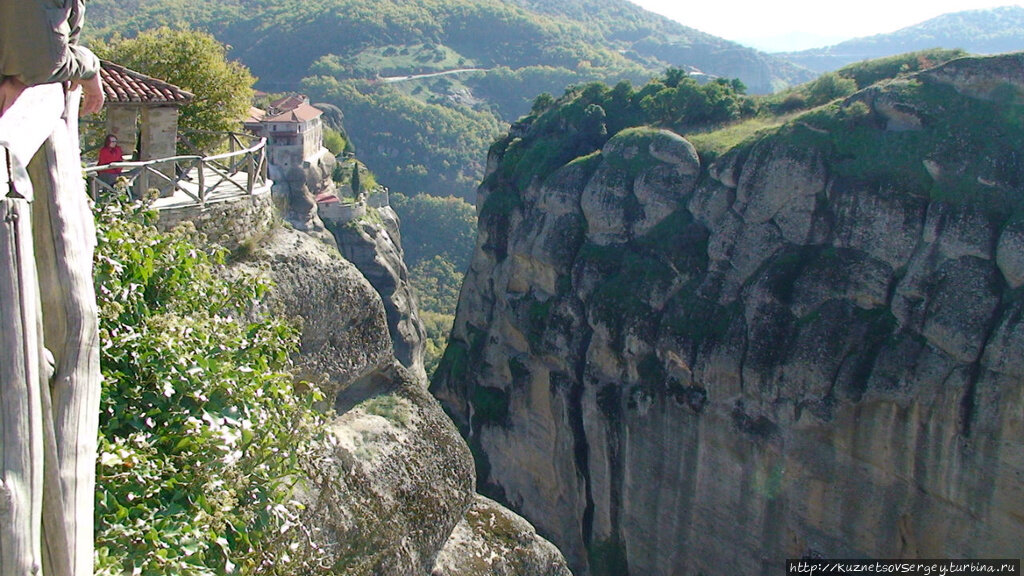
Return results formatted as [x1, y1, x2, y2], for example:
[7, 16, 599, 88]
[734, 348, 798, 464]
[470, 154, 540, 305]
[272, 146, 428, 381]
[432, 53, 1024, 575]
[227, 216, 569, 573]
[328, 204, 429, 382]
[273, 148, 338, 246]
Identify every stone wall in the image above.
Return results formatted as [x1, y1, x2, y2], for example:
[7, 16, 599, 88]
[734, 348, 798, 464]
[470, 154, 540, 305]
[156, 188, 274, 251]
[319, 200, 366, 222]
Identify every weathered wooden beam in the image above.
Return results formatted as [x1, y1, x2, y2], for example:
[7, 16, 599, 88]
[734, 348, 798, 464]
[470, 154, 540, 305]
[0, 84, 64, 202]
[28, 95, 101, 576]
[1, 84, 101, 576]
[0, 195, 45, 576]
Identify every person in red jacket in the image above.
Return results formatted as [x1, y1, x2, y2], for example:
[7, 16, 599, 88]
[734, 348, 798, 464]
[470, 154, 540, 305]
[97, 133, 124, 186]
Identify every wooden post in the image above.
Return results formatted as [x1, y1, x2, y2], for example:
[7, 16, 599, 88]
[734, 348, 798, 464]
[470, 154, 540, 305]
[247, 151, 255, 195]
[0, 194, 45, 576]
[0, 84, 101, 576]
[198, 158, 206, 204]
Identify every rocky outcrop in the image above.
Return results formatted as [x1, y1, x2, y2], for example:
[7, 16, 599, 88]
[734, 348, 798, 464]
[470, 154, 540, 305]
[232, 223, 568, 573]
[329, 205, 428, 382]
[433, 54, 1024, 575]
[272, 148, 337, 245]
[271, 146, 428, 381]
[433, 495, 573, 576]
[232, 226, 393, 399]
[309, 362, 476, 575]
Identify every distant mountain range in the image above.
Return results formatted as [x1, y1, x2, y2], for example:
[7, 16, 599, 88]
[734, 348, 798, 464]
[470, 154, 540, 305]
[778, 5, 1024, 73]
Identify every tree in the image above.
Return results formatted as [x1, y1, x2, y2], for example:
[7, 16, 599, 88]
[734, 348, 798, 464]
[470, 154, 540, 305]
[94, 27, 255, 152]
[351, 163, 361, 196]
[805, 72, 857, 108]
[322, 126, 346, 155]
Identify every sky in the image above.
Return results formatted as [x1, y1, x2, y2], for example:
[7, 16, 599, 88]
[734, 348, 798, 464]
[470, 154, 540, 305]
[626, 0, 1024, 52]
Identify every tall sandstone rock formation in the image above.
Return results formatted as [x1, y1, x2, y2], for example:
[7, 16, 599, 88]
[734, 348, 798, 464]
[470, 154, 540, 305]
[432, 54, 1024, 575]
[329, 202, 429, 382]
[217, 207, 569, 573]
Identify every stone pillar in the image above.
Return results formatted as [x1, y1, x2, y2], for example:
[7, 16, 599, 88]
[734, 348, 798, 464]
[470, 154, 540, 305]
[140, 107, 179, 194]
[104, 107, 138, 159]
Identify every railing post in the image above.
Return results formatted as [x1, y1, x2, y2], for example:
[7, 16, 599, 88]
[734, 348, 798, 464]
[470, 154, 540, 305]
[197, 158, 206, 204]
[247, 151, 255, 195]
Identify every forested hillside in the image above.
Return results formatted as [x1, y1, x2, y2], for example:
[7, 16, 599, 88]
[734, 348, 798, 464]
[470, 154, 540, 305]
[86, 0, 811, 200]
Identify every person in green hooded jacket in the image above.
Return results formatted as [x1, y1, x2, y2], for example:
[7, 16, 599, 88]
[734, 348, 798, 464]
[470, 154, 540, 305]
[0, 0, 104, 115]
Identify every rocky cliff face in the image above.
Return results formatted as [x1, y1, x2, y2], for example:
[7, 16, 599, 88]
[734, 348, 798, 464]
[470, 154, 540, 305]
[432, 53, 1024, 575]
[229, 217, 569, 573]
[273, 148, 338, 246]
[329, 205, 429, 382]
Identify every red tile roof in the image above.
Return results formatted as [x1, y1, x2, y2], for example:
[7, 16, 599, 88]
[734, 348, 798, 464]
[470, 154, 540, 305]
[265, 102, 323, 123]
[100, 61, 194, 105]
[269, 94, 308, 112]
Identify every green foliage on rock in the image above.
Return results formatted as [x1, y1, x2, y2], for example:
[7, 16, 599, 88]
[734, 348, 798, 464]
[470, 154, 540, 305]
[763, 49, 967, 115]
[322, 126, 348, 155]
[93, 202, 329, 575]
[834, 48, 968, 90]
[487, 71, 753, 198]
[471, 386, 510, 427]
[772, 73, 1024, 217]
[93, 27, 255, 153]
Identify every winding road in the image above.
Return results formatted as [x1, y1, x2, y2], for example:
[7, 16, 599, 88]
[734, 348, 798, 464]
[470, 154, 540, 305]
[381, 68, 486, 83]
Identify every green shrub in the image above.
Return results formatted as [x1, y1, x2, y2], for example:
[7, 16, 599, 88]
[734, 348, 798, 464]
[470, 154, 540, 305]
[93, 201, 329, 575]
[323, 126, 347, 155]
[836, 48, 967, 89]
[804, 72, 857, 108]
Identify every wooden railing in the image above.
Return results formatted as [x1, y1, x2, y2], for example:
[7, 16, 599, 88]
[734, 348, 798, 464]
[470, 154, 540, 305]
[84, 132, 269, 204]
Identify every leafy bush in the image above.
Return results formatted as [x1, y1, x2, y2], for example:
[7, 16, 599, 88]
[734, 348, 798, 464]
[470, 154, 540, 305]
[93, 201, 330, 575]
[322, 126, 347, 155]
[803, 72, 857, 108]
[762, 49, 966, 115]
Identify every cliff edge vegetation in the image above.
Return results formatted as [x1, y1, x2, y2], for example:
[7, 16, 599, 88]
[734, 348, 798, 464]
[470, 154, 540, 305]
[94, 195, 571, 575]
